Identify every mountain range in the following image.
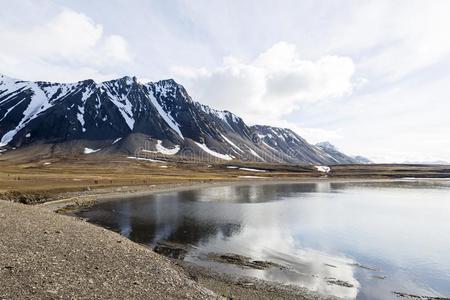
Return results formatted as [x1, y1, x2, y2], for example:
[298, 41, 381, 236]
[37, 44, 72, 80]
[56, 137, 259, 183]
[0, 74, 369, 164]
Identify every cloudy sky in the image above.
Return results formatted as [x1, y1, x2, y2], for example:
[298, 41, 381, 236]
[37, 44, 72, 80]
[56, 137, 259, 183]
[1, 0, 449, 162]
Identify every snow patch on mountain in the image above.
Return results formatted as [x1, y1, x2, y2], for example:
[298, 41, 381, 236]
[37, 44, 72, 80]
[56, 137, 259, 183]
[246, 147, 264, 161]
[106, 87, 135, 130]
[0, 75, 27, 99]
[0, 99, 26, 122]
[77, 106, 86, 132]
[154, 84, 174, 98]
[0, 83, 53, 145]
[112, 137, 122, 144]
[143, 140, 180, 155]
[195, 142, 232, 160]
[81, 87, 94, 102]
[220, 134, 243, 153]
[148, 93, 184, 139]
[84, 147, 101, 154]
[264, 142, 279, 153]
[197, 104, 240, 129]
[155, 140, 180, 155]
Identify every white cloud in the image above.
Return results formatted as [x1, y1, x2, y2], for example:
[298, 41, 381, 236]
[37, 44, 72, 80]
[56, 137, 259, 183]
[0, 9, 131, 82]
[172, 42, 355, 127]
[324, 1, 450, 81]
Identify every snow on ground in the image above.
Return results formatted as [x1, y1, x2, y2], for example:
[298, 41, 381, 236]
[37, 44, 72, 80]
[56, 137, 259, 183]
[315, 165, 331, 173]
[141, 140, 180, 155]
[195, 142, 232, 160]
[112, 138, 122, 144]
[239, 167, 267, 173]
[226, 166, 239, 169]
[127, 156, 165, 163]
[84, 148, 101, 154]
[0, 149, 7, 153]
[155, 140, 180, 155]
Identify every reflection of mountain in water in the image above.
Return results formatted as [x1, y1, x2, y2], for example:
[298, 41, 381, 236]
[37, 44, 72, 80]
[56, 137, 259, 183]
[177, 182, 337, 203]
[81, 192, 243, 246]
[80, 182, 335, 246]
[79, 182, 348, 247]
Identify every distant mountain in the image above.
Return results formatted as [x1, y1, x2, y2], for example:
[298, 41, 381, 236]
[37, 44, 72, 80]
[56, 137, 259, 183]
[352, 155, 372, 164]
[0, 74, 367, 164]
[315, 141, 371, 164]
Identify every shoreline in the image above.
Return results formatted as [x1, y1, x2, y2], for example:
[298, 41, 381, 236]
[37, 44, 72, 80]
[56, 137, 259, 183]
[37, 176, 450, 212]
[3, 177, 450, 299]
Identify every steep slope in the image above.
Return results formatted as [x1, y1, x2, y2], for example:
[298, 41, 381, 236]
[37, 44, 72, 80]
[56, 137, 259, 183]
[0, 74, 364, 164]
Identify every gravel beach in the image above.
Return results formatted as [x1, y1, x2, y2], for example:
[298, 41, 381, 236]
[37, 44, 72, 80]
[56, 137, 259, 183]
[0, 200, 218, 300]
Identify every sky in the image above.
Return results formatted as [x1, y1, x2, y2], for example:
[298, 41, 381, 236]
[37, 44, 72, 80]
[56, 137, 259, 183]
[0, 0, 449, 163]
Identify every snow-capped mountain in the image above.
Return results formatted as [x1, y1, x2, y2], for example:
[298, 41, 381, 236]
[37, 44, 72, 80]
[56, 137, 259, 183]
[0, 74, 366, 164]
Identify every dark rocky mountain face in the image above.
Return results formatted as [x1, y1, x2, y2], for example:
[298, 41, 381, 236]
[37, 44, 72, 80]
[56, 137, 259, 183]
[0, 74, 365, 164]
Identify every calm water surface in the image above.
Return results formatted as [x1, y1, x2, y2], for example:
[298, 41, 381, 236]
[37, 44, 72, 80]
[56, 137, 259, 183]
[76, 180, 450, 299]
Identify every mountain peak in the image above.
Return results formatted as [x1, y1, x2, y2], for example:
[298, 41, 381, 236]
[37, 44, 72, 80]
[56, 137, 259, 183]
[155, 78, 180, 88]
[0, 73, 21, 83]
[316, 141, 337, 151]
[118, 76, 138, 85]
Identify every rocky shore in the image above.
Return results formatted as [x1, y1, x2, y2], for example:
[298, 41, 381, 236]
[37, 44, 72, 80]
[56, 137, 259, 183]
[0, 200, 217, 299]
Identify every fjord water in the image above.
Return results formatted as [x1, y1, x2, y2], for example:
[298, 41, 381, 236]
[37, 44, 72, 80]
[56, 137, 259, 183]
[76, 181, 450, 299]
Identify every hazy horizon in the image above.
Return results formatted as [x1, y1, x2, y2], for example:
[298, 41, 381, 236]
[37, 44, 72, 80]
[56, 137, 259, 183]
[1, 0, 449, 163]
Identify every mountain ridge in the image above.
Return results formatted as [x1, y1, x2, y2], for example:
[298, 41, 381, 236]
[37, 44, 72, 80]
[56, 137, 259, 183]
[0, 74, 366, 164]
